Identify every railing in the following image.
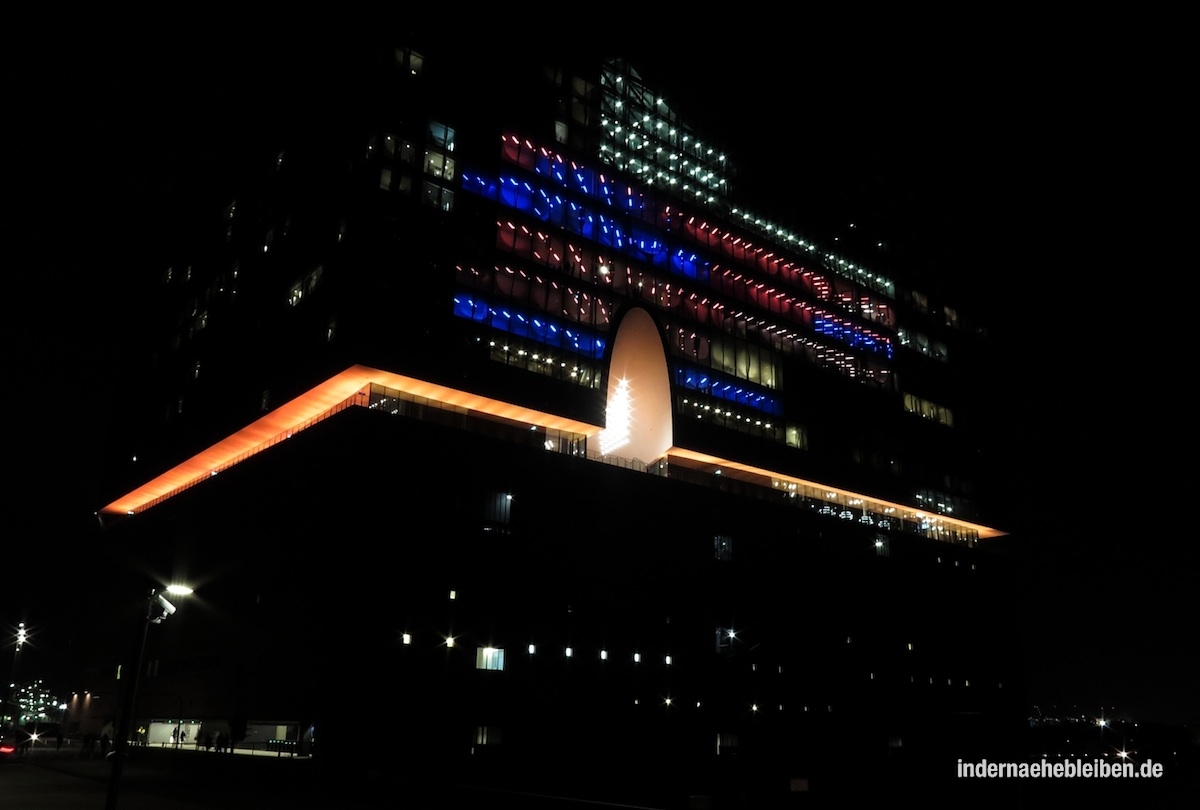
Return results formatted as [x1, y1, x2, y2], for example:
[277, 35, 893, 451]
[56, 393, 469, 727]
[136, 382, 980, 546]
[133, 390, 371, 513]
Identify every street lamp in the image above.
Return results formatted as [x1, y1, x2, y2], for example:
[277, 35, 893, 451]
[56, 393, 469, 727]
[105, 585, 192, 810]
[4, 622, 27, 727]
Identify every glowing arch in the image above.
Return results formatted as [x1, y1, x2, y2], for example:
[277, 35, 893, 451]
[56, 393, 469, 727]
[598, 308, 673, 464]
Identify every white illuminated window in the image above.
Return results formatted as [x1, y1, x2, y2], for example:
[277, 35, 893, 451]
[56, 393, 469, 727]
[401, 633, 411, 645]
[717, 733, 738, 755]
[474, 725, 501, 745]
[424, 150, 456, 181]
[714, 535, 733, 561]
[565, 647, 573, 658]
[475, 647, 505, 671]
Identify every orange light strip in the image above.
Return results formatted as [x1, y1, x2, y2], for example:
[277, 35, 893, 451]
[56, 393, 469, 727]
[666, 448, 1005, 539]
[102, 365, 1006, 539]
[100, 365, 604, 516]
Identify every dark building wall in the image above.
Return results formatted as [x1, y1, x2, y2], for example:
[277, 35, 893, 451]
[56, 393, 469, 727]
[99, 404, 1023, 805]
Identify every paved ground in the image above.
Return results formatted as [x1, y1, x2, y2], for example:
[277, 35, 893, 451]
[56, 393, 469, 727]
[1, 745, 673, 810]
[8, 743, 1196, 809]
[2, 745, 370, 810]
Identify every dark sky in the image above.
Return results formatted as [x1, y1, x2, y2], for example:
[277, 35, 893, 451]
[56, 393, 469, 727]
[7, 23, 1195, 725]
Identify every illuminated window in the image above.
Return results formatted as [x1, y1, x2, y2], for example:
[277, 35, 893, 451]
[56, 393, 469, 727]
[287, 266, 323, 307]
[424, 150, 456, 181]
[483, 492, 512, 532]
[714, 535, 732, 561]
[392, 47, 423, 74]
[427, 121, 455, 151]
[475, 647, 505, 671]
[474, 726, 501, 745]
[422, 182, 454, 212]
[786, 425, 808, 450]
[903, 393, 954, 427]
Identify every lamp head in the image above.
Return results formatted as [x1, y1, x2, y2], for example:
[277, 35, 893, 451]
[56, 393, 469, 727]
[155, 592, 177, 617]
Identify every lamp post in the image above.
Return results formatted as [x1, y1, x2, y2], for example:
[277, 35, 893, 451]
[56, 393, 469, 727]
[105, 585, 191, 810]
[4, 622, 26, 727]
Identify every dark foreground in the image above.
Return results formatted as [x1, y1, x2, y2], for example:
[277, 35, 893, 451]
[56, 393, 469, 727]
[2, 743, 1197, 810]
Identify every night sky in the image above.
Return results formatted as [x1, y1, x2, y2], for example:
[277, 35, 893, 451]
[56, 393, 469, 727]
[7, 20, 1195, 729]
